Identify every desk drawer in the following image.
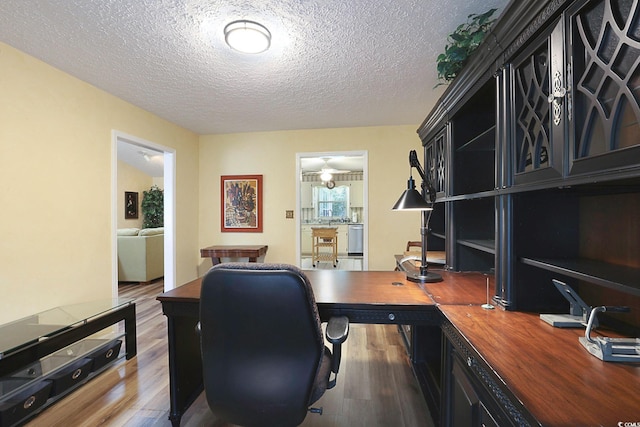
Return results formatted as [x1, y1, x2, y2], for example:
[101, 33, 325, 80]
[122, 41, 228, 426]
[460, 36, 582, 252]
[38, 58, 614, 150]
[319, 307, 441, 325]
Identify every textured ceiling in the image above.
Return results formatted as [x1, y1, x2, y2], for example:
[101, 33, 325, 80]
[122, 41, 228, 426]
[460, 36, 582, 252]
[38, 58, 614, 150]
[0, 0, 508, 135]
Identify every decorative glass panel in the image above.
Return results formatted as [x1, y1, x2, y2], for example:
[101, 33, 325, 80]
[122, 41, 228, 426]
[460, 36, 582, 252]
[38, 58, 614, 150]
[435, 132, 446, 193]
[514, 45, 551, 173]
[425, 131, 446, 194]
[573, 0, 640, 158]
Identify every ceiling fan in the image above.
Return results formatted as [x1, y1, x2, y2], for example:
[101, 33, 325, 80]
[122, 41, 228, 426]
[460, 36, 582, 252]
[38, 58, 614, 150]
[304, 158, 351, 182]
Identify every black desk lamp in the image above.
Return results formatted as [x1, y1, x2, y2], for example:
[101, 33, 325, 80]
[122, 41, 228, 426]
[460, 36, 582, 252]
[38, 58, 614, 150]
[392, 150, 443, 283]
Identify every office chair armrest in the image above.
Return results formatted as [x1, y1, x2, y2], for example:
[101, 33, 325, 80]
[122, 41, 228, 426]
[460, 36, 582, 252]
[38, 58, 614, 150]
[326, 316, 349, 344]
[326, 316, 349, 377]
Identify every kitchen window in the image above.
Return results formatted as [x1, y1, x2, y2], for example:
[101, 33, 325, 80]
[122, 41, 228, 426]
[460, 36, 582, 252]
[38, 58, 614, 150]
[316, 185, 348, 219]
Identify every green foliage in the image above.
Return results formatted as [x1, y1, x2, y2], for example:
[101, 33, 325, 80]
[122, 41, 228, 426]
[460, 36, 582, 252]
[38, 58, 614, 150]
[141, 185, 164, 228]
[435, 9, 497, 86]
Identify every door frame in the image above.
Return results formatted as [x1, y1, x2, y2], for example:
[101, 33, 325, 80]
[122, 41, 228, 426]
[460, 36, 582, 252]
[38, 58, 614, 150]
[296, 150, 368, 270]
[111, 130, 177, 295]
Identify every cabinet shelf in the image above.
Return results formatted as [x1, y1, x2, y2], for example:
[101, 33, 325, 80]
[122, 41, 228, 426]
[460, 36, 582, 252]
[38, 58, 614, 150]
[1, 333, 124, 401]
[432, 232, 445, 240]
[456, 125, 496, 152]
[521, 257, 640, 297]
[458, 239, 495, 254]
[441, 190, 499, 202]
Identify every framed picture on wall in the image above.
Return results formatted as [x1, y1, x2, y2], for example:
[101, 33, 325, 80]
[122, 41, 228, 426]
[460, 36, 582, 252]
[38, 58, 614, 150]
[125, 191, 139, 219]
[221, 175, 263, 232]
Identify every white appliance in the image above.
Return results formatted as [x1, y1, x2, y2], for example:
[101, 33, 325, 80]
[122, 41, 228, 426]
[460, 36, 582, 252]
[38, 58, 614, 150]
[348, 224, 363, 256]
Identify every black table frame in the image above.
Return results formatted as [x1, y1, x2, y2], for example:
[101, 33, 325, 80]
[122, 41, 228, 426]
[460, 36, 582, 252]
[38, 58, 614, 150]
[0, 302, 137, 378]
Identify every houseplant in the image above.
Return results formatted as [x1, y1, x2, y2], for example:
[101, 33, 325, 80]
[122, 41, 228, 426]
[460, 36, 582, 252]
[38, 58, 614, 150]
[141, 185, 164, 228]
[435, 8, 497, 86]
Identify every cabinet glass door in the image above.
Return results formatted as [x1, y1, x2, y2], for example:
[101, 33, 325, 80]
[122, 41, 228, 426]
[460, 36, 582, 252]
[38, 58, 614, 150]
[425, 128, 447, 198]
[512, 20, 565, 184]
[569, 0, 640, 175]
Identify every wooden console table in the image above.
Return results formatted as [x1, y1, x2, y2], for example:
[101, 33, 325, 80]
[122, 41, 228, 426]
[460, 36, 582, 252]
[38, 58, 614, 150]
[200, 245, 268, 265]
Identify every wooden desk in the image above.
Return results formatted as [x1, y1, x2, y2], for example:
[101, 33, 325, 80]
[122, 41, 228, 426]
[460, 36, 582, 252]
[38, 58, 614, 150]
[200, 245, 268, 265]
[157, 270, 444, 426]
[440, 305, 640, 426]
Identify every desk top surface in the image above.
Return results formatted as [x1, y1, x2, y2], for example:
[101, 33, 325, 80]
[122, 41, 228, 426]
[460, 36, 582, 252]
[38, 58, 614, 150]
[441, 305, 640, 426]
[157, 269, 487, 307]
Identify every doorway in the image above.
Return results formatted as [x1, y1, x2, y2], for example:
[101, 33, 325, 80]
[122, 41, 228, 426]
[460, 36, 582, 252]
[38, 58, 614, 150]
[112, 131, 176, 295]
[296, 151, 368, 270]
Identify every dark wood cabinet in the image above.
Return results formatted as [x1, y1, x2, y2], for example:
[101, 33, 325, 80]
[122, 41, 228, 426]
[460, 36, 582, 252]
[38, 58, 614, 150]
[400, 324, 443, 424]
[440, 322, 535, 427]
[419, 0, 640, 320]
[416, 0, 640, 423]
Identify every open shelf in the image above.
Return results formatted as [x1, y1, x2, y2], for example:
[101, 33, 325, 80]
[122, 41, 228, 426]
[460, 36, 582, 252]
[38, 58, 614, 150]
[521, 257, 640, 297]
[458, 239, 495, 254]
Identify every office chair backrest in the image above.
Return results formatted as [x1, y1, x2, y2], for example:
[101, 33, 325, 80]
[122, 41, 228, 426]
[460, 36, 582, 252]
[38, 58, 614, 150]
[200, 262, 324, 427]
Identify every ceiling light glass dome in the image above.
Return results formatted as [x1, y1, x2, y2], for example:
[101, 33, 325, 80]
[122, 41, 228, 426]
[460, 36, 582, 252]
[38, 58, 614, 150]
[224, 20, 271, 54]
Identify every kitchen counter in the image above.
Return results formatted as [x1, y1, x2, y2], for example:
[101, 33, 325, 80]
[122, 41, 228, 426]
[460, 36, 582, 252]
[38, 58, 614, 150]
[301, 221, 362, 227]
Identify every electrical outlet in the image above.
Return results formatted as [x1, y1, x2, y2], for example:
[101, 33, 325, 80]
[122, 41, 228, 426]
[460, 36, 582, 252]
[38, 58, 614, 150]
[285, 210, 294, 219]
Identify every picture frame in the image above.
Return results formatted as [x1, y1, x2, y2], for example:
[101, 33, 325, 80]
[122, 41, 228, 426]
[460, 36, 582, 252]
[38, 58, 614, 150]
[221, 175, 263, 232]
[125, 191, 139, 219]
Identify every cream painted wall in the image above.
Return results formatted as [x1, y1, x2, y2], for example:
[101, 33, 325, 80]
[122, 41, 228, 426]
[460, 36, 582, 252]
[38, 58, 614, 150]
[0, 42, 200, 324]
[117, 160, 152, 229]
[198, 127, 424, 273]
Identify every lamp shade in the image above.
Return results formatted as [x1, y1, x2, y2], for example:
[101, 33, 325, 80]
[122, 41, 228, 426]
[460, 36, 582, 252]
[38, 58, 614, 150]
[392, 177, 433, 211]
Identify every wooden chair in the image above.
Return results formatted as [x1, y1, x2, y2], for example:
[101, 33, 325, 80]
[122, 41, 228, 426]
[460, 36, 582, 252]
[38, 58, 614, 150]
[406, 241, 421, 252]
[312, 227, 338, 267]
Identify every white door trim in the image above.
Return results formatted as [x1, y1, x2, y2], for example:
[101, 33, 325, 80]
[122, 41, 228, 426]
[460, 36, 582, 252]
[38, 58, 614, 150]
[111, 130, 177, 295]
[295, 150, 368, 270]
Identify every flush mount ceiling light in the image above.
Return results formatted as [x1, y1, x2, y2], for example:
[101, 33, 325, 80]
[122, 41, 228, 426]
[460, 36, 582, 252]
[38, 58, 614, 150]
[224, 20, 271, 54]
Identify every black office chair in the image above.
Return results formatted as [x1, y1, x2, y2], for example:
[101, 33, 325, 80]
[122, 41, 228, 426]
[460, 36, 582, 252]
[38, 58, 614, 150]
[198, 262, 349, 427]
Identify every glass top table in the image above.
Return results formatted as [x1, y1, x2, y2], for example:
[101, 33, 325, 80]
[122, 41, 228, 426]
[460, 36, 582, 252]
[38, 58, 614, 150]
[0, 298, 134, 360]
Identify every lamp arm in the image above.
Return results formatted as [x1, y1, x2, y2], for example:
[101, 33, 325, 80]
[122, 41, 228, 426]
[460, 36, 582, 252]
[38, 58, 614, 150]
[408, 150, 425, 179]
[409, 150, 436, 203]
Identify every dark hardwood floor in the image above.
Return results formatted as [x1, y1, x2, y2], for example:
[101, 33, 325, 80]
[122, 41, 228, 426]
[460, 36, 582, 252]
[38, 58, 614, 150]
[24, 280, 433, 426]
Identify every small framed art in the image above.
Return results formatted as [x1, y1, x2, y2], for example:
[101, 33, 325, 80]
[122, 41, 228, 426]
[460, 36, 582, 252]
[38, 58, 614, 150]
[125, 191, 139, 219]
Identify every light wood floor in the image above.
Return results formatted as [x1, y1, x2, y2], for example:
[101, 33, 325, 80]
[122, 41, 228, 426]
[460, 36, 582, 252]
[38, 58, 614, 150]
[25, 281, 434, 427]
